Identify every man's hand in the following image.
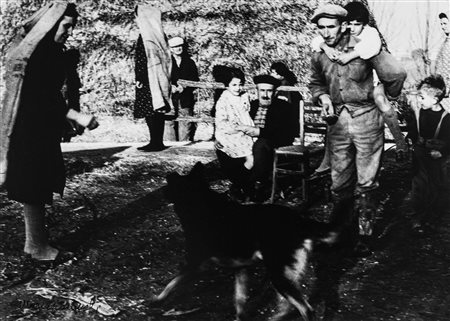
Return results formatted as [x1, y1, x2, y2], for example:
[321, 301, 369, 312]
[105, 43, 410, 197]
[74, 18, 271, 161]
[336, 52, 355, 65]
[236, 125, 260, 137]
[86, 117, 99, 130]
[172, 84, 183, 93]
[319, 95, 338, 125]
[319, 95, 334, 117]
[430, 150, 442, 159]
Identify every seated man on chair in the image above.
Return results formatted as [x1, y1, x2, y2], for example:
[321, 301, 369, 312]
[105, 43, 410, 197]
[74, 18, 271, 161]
[217, 74, 297, 202]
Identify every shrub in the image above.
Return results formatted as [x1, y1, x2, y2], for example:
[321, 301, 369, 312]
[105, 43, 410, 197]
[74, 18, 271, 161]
[1, 0, 349, 117]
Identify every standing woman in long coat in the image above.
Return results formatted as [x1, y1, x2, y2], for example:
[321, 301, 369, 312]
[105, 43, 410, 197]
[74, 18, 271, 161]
[4, 3, 98, 261]
[134, 34, 167, 151]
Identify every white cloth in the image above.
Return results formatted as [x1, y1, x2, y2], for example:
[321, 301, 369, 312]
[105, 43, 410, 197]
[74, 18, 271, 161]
[354, 26, 382, 59]
[136, 5, 173, 111]
[311, 35, 324, 52]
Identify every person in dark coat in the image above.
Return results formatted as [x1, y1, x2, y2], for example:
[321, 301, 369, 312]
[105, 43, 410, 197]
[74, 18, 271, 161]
[165, 36, 199, 141]
[134, 34, 167, 151]
[270, 61, 302, 136]
[61, 48, 83, 142]
[5, 4, 98, 261]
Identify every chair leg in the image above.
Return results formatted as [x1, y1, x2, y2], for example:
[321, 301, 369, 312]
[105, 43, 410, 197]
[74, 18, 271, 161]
[270, 152, 278, 203]
[301, 163, 307, 201]
[324, 177, 332, 203]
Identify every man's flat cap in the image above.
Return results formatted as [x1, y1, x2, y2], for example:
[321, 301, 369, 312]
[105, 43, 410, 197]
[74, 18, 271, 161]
[310, 4, 347, 23]
[168, 36, 184, 47]
[253, 74, 280, 87]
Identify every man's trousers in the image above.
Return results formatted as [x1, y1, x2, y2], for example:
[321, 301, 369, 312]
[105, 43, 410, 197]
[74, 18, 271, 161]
[328, 107, 384, 200]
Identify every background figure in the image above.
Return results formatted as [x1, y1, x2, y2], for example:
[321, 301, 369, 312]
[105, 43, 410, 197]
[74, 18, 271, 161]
[134, 34, 166, 152]
[434, 12, 450, 112]
[61, 48, 83, 142]
[211, 65, 233, 117]
[5, 3, 98, 262]
[270, 61, 301, 136]
[165, 36, 199, 142]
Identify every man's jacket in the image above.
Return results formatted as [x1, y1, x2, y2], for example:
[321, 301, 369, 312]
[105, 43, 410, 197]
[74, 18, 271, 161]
[309, 32, 376, 113]
[171, 55, 199, 109]
[249, 98, 297, 148]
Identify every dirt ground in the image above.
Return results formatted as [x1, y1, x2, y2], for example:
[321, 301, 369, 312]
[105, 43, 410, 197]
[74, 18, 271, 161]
[1, 141, 449, 321]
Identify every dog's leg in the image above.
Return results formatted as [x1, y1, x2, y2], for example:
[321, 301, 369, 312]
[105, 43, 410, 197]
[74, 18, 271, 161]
[234, 268, 249, 321]
[272, 276, 314, 321]
[154, 269, 196, 302]
[269, 243, 315, 321]
[270, 293, 293, 321]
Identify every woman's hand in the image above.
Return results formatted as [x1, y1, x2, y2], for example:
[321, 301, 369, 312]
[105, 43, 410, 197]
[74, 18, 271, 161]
[66, 109, 99, 130]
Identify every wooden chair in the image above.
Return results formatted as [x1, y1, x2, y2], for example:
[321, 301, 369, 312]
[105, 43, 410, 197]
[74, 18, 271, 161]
[269, 100, 327, 203]
[174, 80, 328, 203]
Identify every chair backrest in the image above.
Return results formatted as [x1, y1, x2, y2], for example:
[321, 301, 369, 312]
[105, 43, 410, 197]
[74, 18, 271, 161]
[174, 80, 327, 145]
[299, 99, 305, 144]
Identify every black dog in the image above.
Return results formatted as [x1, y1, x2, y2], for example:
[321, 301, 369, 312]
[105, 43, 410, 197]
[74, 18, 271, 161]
[156, 163, 354, 320]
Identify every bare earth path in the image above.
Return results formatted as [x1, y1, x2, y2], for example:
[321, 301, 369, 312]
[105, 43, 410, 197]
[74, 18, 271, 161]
[0, 142, 449, 321]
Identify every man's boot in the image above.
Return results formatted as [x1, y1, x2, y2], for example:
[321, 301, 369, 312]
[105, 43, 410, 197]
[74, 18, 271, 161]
[351, 192, 378, 257]
[328, 193, 357, 247]
[355, 192, 377, 236]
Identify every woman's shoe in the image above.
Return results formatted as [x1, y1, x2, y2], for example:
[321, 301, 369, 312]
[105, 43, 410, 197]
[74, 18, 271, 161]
[137, 144, 167, 152]
[137, 143, 152, 151]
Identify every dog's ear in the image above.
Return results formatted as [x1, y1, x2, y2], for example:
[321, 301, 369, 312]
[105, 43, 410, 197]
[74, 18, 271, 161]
[189, 162, 204, 178]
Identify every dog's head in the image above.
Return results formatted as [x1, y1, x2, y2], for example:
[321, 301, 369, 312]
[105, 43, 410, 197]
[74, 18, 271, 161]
[165, 162, 208, 203]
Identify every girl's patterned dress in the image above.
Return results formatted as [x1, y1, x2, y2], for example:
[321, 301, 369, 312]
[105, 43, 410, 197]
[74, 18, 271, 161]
[215, 90, 255, 158]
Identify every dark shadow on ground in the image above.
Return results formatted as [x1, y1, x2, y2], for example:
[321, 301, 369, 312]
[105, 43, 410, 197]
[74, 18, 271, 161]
[63, 146, 131, 176]
[1, 148, 449, 321]
[54, 152, 414, 320]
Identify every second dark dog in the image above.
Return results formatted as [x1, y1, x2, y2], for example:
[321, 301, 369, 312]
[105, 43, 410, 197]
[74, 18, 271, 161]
[156, 162, 355, 320]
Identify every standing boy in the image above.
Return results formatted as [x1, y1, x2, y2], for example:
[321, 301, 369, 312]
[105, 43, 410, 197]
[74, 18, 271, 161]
[407, 75, 450, 233]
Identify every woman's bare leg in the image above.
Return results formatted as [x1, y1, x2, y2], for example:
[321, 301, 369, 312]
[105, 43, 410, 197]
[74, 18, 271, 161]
[23, 203, 58, 260]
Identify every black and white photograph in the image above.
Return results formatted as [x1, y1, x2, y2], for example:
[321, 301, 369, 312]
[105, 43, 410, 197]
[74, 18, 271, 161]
[0, 0, 449, 320]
